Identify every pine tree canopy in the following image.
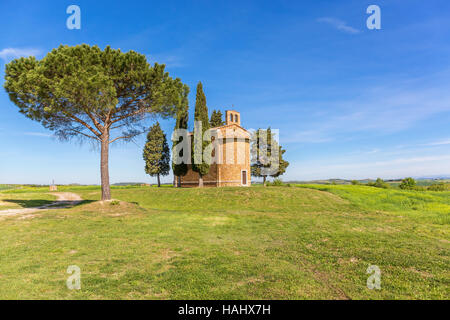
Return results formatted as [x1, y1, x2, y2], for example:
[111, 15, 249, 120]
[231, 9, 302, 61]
[4, 44, 187, 143]
[270, 147, 289, 178]
[210, 109, 224, 127]
[251, 128, 289, 179]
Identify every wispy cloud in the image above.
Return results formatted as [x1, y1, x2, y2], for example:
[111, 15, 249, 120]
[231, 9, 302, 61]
[278, 71, 450, 145]
[281, 130, 333, 144]
[0, 48, 41, 62]
[23, 132, 52, 138]
[424, 139, 450, 146]
[317, 17, 360, 34]
[365, 149, 380, 154]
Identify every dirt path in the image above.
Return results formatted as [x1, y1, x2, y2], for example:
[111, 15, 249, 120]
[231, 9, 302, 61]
[0, 192, 83, 217]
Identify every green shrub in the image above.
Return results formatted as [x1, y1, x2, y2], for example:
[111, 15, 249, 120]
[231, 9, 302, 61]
[267, 178, 284, 186]
[368, 178, 389, 189]
[351, 180, 360, 185]
[428, 183, 447, 191]
[110, 200, 120, 206]
[272, 178, 284, 186]
[399, 177, 417, 190]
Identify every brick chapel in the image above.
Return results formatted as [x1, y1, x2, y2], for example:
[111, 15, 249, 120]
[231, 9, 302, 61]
[177, 110, 251, 187]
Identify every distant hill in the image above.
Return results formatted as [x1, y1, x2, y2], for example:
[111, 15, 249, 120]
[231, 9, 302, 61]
[286, 176, 450, 185]
[286, 179, 352, 185]
[112, 182, 147, 186]
[416, 176, 450, 180]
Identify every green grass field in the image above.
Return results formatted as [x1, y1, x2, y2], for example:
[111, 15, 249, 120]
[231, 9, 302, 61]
[0, 184, 17, 191]
[0, 185, 448, 299]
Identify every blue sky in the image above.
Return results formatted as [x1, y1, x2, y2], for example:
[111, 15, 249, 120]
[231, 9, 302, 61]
[0, 0, 449, 184]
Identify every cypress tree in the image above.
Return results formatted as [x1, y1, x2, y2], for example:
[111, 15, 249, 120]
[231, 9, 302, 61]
[210, 110, 224, 127]
[172, 86, 190, 186]
[251, 128, 267, 186]
[192, 82, 210, 187]
[143, 122, 170, 187]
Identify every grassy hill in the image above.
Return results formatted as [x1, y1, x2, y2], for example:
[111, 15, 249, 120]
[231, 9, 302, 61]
[286, 178, 450, 187]
[0, 185, 448, 299]
[0, 184, 16, 191]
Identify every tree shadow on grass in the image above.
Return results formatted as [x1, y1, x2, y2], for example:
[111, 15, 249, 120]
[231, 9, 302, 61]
[2, 199, 55, 208]
[2, 199, 94, 209]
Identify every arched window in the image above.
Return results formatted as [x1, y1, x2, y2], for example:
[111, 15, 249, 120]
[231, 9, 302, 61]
[230, 114, 233, 122]
[235, 114, 238, 122]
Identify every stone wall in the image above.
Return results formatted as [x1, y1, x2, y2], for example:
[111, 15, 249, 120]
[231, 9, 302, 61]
[180, 164, 218, 187]
[217, 137, 250, 187]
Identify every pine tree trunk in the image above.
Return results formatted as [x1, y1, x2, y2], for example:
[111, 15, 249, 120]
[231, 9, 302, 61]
[100, 133, 111, 201]
[157, 174, 161, 187]
[263, 176, 267, 187]
[199, 175, 204, 188]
